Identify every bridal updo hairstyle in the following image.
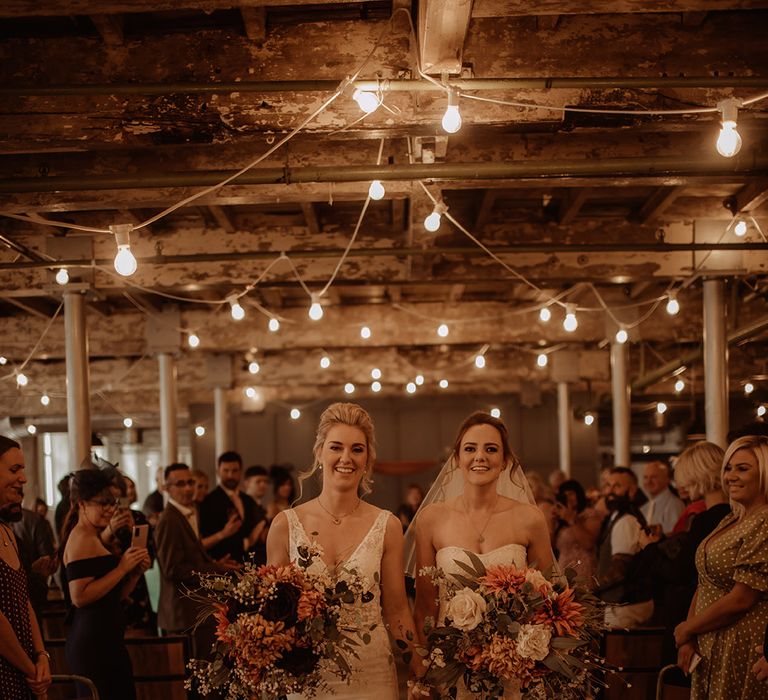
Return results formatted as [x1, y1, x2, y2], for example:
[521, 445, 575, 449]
[300, 402, 377, 497]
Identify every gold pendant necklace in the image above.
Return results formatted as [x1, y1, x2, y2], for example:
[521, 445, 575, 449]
[317, 497, 362, 525]
[461, 496, 498, 545]
[0, 523, 11, 547]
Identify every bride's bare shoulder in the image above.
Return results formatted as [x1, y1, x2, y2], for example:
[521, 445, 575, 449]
[498, 496, 542, 519]
[417, 500, 454, 524]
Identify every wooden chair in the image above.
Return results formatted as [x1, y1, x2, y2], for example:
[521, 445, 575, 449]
[602, 627, 667, 700]
[49, 673, 99, 700]
[656, 664, 691, 700]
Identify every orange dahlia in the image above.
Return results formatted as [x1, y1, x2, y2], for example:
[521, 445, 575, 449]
[297, 589, 325, 621]
[533, 586, 584, 636]
[479, 564, 527, 595]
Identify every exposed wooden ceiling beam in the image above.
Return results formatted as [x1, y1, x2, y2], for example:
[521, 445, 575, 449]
[471, 0, 768, 17]
[474, 190, 497, 232]
[558, 188, 590, 225]
[727, 179, 768, 214]
[631, 185, 685, 224]
[301, 202, 321, 236]
[90, 14, 124, 46]
[207, 205, 236, 232]
[419, 0, 473, 74]
[241, 7, 266, 43]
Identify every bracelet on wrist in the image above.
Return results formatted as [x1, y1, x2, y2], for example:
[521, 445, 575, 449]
[35, 650, 50, 661]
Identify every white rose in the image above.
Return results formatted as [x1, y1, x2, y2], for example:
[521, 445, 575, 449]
[445, 587, 487, 631]
[515, 624, 552, 661]
[524, 569, 550, 593]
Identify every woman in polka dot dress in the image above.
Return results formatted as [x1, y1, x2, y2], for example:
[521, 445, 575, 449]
[675, 435, 768, 700]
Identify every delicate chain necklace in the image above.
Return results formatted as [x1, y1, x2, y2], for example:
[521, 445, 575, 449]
[317, 497, 362, 525]
[461, 495, 498, 545]
[0, 523, 11, 547]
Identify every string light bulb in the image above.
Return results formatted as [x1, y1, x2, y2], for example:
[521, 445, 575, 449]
[352, 88, 380, 114]
[16, 372, 28, 387]
[539, 306, 551, 323]
[27, 424, 37, 435]
[490, 407, 501, 419]
[439, 379, 449, 389]
[55, 268, 69, 285]
[733, 219, 748, 237]
[228, 297, 245, 321]
[657, 402, 668, 414]
[424, 201, 447, 232]
[758, 405, 767, 418]
[360, 326, 372, 339]
[123, 417, 133, 428]
[437, 323, 449, 338]
[188, 333, 200, 348]
[344, 382, 355, 394]
[715, 98, 743, 158]
[666, 292, 680, 316]
[406, 382, 416, 394]
[744, 382, 755, 395]
[537, 353, 548, 368]
[0, 356, 6, 365]
[441, 88, 462, 134]
[371, 381, 382, 393]
[308, 294, 324, 321]
[268, 317, 280, 332]
[415, 374, 424, 386]
[40, 394, 50, 406]
[245, 387, 257, 399]
[368, 180, 385, 200]
[290, 408, 301, 420]
[371, 368, 382, 380]
[195, 425, 206, 437]
[320, 355, 331, 369]
[584, 413, 595, 426]
[675, 378, 685, 393]
[111, 224, 138, 277]
[248, 361, 260, 375]
[563, 304, 578, 332]
[615, 327, 629, 344]
[475, 354, 486, 369]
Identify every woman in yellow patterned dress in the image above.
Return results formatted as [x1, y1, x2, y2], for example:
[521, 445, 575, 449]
[675, 435, 768, 700]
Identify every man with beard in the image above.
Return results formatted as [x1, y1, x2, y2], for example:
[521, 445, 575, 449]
[596, 467, 654, 627]
[199, 452, 261, 563]
[0, 436, 51, 699]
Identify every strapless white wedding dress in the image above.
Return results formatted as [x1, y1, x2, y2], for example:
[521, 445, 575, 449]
[436, 544, 526, 700]
[285, 509, 398, 700]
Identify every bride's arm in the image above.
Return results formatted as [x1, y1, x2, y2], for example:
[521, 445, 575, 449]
[413, 506, 438, 648]
[266, 511, 290, 565]
[526, 506, 556, 574]
[380, 513, 421, 677]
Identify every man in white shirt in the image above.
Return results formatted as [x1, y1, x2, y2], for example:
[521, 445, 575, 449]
[640, 461, 685, 535]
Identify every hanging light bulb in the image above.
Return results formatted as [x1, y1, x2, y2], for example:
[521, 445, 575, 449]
[123, 417, 133, 428]
[16, 372, 28, 387]
[320, 355, 331, 369]
[415, 374, 424, 386]
[657, 402, 668, 414]
[352, 88, 380, 114]
[675, 378, 685, 393]
[733, 219, 748, 237]
[437, 323, 449, 338]
[268, 317, 280, 332]
[245, 387, 257, 399]
[475, 354, 486, 369]
[290, 408, 301, 420]
[188, 332, 200, 348]
[360, 326, 372, 339]
[536, 353, 548, 368]
[27, 424, 37, 435]
[344, 382, 355, 394]
[308, 294, 324, 321]
[371, 368, 382, 380]
[539, 306, 551, 323]
[229, 297, 245, 321]
[371, 381, 382, 393]
[248, 361, 260, 375]
[563, 303, 578, 332]
[490, 407, 501, 419]
[368, 180, 385, 200]
[439, 379, 449, 389]
[406, 382, 417, 394]
[715, 98, 743, 158]
[40, 394, 50, 406]
[195, 425, 206, 437]
[615, 327, 629, 344]
[424, 201, 447, 232]
[55, 268, 69, 285]
[0, 356, 6, 365]
[758, 405, 767, 418]
[666, 292, 680, 316]
[744, 382, 755, 395]
[111, 224, 138, 277]
[441, 88, 462, 134]
[584, 412, 595, 426]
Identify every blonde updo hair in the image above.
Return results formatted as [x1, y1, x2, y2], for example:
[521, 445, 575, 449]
[674, 441, 725, 500]
[722, 435, 768, 519]
[299, 402, 377, 498]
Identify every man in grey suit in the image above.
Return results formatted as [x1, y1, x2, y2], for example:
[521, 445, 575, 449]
[154, 463, 237, 660]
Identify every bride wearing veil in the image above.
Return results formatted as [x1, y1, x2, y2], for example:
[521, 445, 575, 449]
[407, 411, 554, 699]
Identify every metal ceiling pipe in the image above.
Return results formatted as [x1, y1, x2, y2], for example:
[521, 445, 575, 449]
[1, 154, 767, 194]
[1, 242, 766, 272]
[2, 76, 768, 97]
[631, 314, 768, 391]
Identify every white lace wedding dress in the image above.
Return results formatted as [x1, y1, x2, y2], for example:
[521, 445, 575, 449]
[436, 544, 526, 700]
[285, 509, 398, 700]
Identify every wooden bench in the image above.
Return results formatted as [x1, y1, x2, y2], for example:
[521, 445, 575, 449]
[46, 635, 189, 700]
[602, 627, 667, 700]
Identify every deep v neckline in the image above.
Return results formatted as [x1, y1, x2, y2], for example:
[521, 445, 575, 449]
[292, 510, 384, 572]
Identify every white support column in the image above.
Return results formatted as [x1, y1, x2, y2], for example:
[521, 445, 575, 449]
[214, 387, 229, 458]
[557, 382, 572, 477]
[611, 341, 631, 466]
[703, 278, 729, 448]
[64, 291, 91, 470]
[158, 353, 178, 466]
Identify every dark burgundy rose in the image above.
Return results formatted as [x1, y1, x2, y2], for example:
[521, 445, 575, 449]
[261, 582, 301, 627]
[275, 646, 320, 675]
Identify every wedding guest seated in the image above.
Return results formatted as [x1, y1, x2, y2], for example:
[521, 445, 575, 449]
[555, 479, 601, 585]
[641, 460, 685, 535]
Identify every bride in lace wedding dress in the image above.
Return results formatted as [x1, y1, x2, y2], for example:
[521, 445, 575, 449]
[267, 402, 418, 700]
[408, 411, 555, 699]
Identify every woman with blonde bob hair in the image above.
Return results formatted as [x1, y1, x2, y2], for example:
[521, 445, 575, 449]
[675, 435, 768, 700]
[267, 402, 419, 699]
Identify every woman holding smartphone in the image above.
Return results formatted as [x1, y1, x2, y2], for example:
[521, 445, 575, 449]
[60, 469, 150, 700]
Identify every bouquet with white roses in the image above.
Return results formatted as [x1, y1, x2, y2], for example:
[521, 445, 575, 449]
[416, 554, 605, 699]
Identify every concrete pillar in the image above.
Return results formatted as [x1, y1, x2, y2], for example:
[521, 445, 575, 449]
[214, 387, 229, 458]
[611, 341, 631, 466]
[557, 382, 571, 477]
[158, 353, 178, 466]
[703, 279, 729, 447]
[64, 292, 91, 470]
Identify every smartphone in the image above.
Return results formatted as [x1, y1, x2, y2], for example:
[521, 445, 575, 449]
[688, 652, 702, 674]
[131, 524, 149, 549]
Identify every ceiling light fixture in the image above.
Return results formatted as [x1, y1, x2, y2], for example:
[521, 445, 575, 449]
[228, 297, 245, 321]
[368, 180, 385, 200]
[424, 201, 448, 232]
[666, 291, 680, 316]
[55, 268, 69, 285]
[352, 88, 380, 114]
[716, 98, 743, 158]
[268, 317, 280, 332]
[111, 224, 138, 277]
[441, 88, 462, 134]
[563, 303, 578, 332]
[308, 294, 324, 321]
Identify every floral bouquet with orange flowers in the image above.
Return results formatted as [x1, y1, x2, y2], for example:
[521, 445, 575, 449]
[187, 544, 372, 699]
[414, 554, 605, 699]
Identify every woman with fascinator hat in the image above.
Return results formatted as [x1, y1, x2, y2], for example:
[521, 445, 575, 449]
[407, 411, 555, 699]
